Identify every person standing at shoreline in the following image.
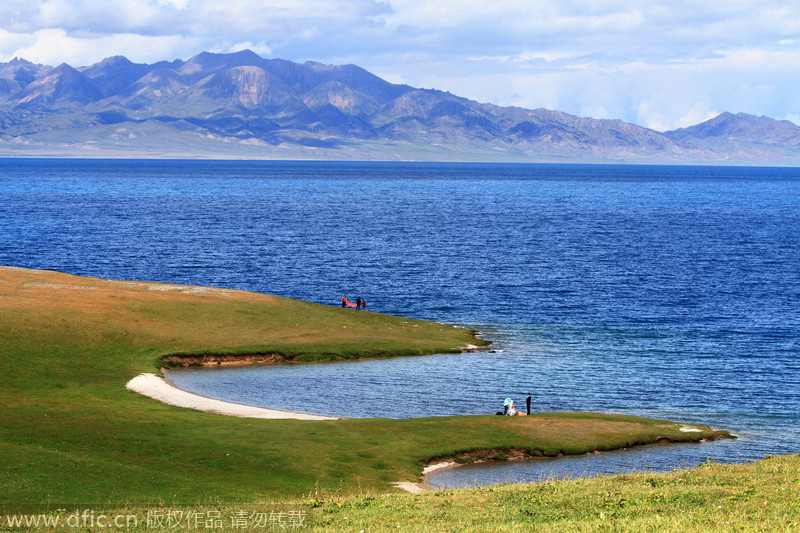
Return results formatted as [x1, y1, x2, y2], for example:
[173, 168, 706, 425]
[526, 392, 531, 415]
[355, 296, 362, 311]
[341, 295, 348, 308]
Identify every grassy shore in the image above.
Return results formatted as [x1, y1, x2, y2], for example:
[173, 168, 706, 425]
[306, 454, 800, 531]
[0, 266, 757, 523]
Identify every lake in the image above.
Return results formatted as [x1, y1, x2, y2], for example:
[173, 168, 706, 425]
[2, 158, 798, 488]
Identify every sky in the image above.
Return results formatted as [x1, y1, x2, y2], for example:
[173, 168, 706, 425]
[1, 0, 798, 131]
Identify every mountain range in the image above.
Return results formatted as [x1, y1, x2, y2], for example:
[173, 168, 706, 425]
[1, 50, 799, 164]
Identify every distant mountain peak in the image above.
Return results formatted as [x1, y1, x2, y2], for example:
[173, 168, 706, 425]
[78, 56, 154, 97]
[186, 49, 263, 64]
[180, 50, 266, 82]
[670, 112, 800, 139]
[100, 55, 132, 64]
[229, 49, 263, 59]
[708, 111, 771, 125]
[8, 62, 101, 108]
[665, 111, 800, 155]
[52, 62, 79, 73]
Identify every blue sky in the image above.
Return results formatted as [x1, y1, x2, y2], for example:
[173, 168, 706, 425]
[1, 0, 798, 130]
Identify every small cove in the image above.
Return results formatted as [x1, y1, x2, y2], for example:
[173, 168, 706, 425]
[164, 332, 796, 488]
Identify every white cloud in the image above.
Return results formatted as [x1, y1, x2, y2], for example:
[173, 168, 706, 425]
[1, 28, 201, 65]
[157, 0, 189, 8]
[0, 29, 38, 56]
[784, 114, 800, 126]
[218, 41, 273, 57]
[675, 106, 721, 130]
[468, 51, 577, 64]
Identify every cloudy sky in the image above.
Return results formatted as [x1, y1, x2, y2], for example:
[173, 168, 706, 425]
[1, 0, 798, 130]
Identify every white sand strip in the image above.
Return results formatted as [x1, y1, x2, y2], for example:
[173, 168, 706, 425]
[391, 462, 455, 493]
[126, 373, 336, 421]
[391, 482, 428, 493]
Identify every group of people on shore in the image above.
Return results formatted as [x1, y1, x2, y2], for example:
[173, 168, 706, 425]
[500, 393, 532, 416]
[340, 295, 367, 311]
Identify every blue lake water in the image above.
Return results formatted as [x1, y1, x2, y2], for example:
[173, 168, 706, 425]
[2, 159, 798, 488]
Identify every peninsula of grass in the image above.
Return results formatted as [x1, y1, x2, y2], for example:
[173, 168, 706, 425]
[1, 266, 735, 510]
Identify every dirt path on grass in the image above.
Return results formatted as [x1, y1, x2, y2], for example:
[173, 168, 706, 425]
[126, 373, 337, 421]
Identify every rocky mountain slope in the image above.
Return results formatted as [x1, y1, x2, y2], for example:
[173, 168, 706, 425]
[0, 50, 797, 163]
[665, 112, 800, 161]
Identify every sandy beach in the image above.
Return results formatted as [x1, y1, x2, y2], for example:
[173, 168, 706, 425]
[126, 373, 337, 421]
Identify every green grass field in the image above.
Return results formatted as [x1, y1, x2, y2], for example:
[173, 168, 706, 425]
[2, 266, 790, 532]
[305, 454, 800, 531]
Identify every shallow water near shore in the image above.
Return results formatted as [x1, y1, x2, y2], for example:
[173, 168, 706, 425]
[2, 159, 799, 487]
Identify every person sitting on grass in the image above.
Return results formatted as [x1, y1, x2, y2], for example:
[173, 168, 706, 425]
[503, 397, 514, 415]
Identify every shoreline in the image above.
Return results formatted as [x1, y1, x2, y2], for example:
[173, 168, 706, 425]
[403, 429, 735, 493]
[160, 342, 487, 368]
[126, 373, 337, 420]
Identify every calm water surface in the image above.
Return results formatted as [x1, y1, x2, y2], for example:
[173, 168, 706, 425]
[2, 159, 798, 488]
